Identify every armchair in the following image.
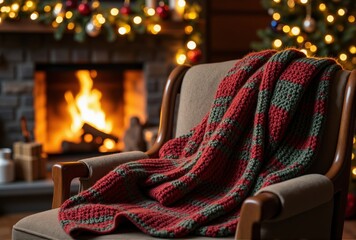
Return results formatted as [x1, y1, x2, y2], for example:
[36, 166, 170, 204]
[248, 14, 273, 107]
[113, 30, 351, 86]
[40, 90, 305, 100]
[13, 58, 356, 240]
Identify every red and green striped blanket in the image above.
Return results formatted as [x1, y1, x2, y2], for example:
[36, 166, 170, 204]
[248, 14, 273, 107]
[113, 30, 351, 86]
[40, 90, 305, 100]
[59, 49, 341, 237]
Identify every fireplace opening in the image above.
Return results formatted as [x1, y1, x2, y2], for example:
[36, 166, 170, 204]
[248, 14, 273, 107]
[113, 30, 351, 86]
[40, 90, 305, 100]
[34, 63, 146, 155]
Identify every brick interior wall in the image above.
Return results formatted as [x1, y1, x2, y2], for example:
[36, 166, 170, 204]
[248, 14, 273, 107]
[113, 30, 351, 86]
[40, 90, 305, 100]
[0, 32, 182, 148]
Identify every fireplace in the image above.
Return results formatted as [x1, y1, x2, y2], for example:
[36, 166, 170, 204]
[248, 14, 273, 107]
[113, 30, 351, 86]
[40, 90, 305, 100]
[34, 63, 145, 154]
[0, 33, 180, 153]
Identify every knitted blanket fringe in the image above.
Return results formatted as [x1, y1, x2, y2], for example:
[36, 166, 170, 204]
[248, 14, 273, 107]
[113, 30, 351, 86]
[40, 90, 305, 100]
[59, 49, 341, 238]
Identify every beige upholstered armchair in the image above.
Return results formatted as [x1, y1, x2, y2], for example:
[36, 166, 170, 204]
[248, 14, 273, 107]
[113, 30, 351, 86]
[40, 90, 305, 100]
[13, 59, 356, 239]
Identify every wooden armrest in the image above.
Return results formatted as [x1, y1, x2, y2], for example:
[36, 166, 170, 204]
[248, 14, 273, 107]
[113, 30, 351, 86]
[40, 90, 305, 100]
[52, 161, 89, 208]
[236, 192, 281, 240]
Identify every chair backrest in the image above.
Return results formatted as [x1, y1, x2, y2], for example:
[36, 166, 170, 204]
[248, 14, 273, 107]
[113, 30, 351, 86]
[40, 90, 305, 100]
[174, 60, 236, 137]
[168, 60, 355, 239]
[173, 60, 352, 176]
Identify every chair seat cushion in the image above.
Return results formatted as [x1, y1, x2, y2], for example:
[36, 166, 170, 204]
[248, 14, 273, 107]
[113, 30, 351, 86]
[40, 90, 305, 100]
[12, 208, 232, 240]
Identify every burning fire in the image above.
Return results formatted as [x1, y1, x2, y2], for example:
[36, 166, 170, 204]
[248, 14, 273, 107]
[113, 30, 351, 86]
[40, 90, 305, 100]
[64, 70, 115, 152]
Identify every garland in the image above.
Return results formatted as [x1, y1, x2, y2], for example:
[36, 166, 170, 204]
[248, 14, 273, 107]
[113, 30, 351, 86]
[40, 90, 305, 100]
[0, 0, 202, 64]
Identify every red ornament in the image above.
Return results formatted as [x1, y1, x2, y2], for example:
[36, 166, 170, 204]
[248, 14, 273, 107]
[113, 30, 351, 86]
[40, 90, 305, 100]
[156, 4, 170, 19]
[65, 0, 78, 10]
[78, 2, 91, 16]
[120, 5, 132, 15]
[345, 193, 356, 219]
[187, 49, 202, 64]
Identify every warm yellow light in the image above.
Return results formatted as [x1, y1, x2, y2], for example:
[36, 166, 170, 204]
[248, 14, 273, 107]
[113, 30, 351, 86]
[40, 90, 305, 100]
[186, 11, 198, 20]
[338, 9, 346, 16]
[0, 17, 2, 24]
[352, 167, 356, 176]
[291, 26, 300, 36]
[327, 15, 334, 23]
[272, 13, 281, 21]
[297, 36, 304, 43]
[110, 8, 119, 16]
[84, 134, 93, 143]
[287, 0, 295, 8]
[350, 46, 356, 54]
[9, 12, 16, 18]
[1, 6, 10, 13]
[305, 42, 312, 48]
[187, 40, 197, 50]
[52, 21, 59, 28]
[310, 45, 317, 53]
[44, 5, 51, 13]
[178, 0, 186, 8]
[300, 0, 308, 4]
[349, 15, 355, 23]
[102, 139, 115, 150]
[65, 11, 73, 19]
[324, 34, 334, 44]
[151, 24, 161, 34]
[319, 3, 326, 11]
[185, 25, 193, 34]
[273, 39, 283, 48]
[11, 3, 20, 11]
[282, 25, 290, 33]
[26, 1, 34, 8]
[146, 7, 155, 16]
[273, 0, 281, 3]
[0, 0, 4, 4]
[67, 22, 75, 30]
[176, 52, 187, 65]
[133, 16, 142, 24]
[30, 12, 39, 20]
[339, 53, 348, 61]
[354, 137, 356, 144]
[118, 26, 128, 35]
[352, 153, 355, 160]
[22, 5, 29, 11]
[96, 14, 105, 24]
[92, 0, 100, 9]
[56, 16, 64, 24]
[300, 49, 308, 55]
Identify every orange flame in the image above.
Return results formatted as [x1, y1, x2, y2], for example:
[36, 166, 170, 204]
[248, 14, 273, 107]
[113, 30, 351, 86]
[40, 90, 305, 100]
[64, 70, 114, 150]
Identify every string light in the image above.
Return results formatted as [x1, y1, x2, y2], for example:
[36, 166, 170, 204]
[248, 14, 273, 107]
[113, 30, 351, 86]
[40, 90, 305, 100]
[43, 5, 51, 13]
[319, 3, 326, 11]
[146, 7, 155, 16]
[300, 0, 308, 4]
[297, 36, 304, 43]
[272, 12, 281, 20]
[133, 16, 142, 24]
[349, 15, 355, 23]
[65, 11, 73, 19]
[273, 39, 283, 48]
[310, 45, 317, 52]
[327, 15, 334, 23]
[185, 25, 193, 34]
[337, 8, 346, 16]
[110, 8, 119, 16]
[30, 12, 39, 20]
[67, 22, 75, 30]
[176, 50, 187, 65]
[291, 26, 300, 35]
[339, 53, 348, 61]
[282, 25, 290, 33]
[350, 46, 356, 54]
[187, 40, 197, 50]
[324, 34, 334, 44]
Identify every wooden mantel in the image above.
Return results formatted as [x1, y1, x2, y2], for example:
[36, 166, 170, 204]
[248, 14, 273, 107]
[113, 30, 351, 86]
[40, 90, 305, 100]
[0, 19, 200, 36]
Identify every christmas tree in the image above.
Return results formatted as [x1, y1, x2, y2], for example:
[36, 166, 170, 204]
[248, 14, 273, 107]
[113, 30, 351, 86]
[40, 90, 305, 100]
[253, 0, 356, 218]
[252, 0, 356, 70]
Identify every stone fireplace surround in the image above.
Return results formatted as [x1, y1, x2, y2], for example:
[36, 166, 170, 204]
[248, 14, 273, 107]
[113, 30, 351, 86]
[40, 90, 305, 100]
[0, 32, 183, 149]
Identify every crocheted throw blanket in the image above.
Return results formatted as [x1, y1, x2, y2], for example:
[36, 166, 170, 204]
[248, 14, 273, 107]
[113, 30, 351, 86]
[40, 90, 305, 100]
[59, 49, 341, 238]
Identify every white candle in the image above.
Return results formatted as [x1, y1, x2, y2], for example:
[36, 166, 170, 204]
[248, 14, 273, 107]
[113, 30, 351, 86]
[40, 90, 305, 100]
[145, 0, 156, 9]
[169, 0, 185, 21]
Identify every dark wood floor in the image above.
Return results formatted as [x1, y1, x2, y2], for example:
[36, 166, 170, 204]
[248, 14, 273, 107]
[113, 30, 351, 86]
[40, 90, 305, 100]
[1, 212, 356, 240]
